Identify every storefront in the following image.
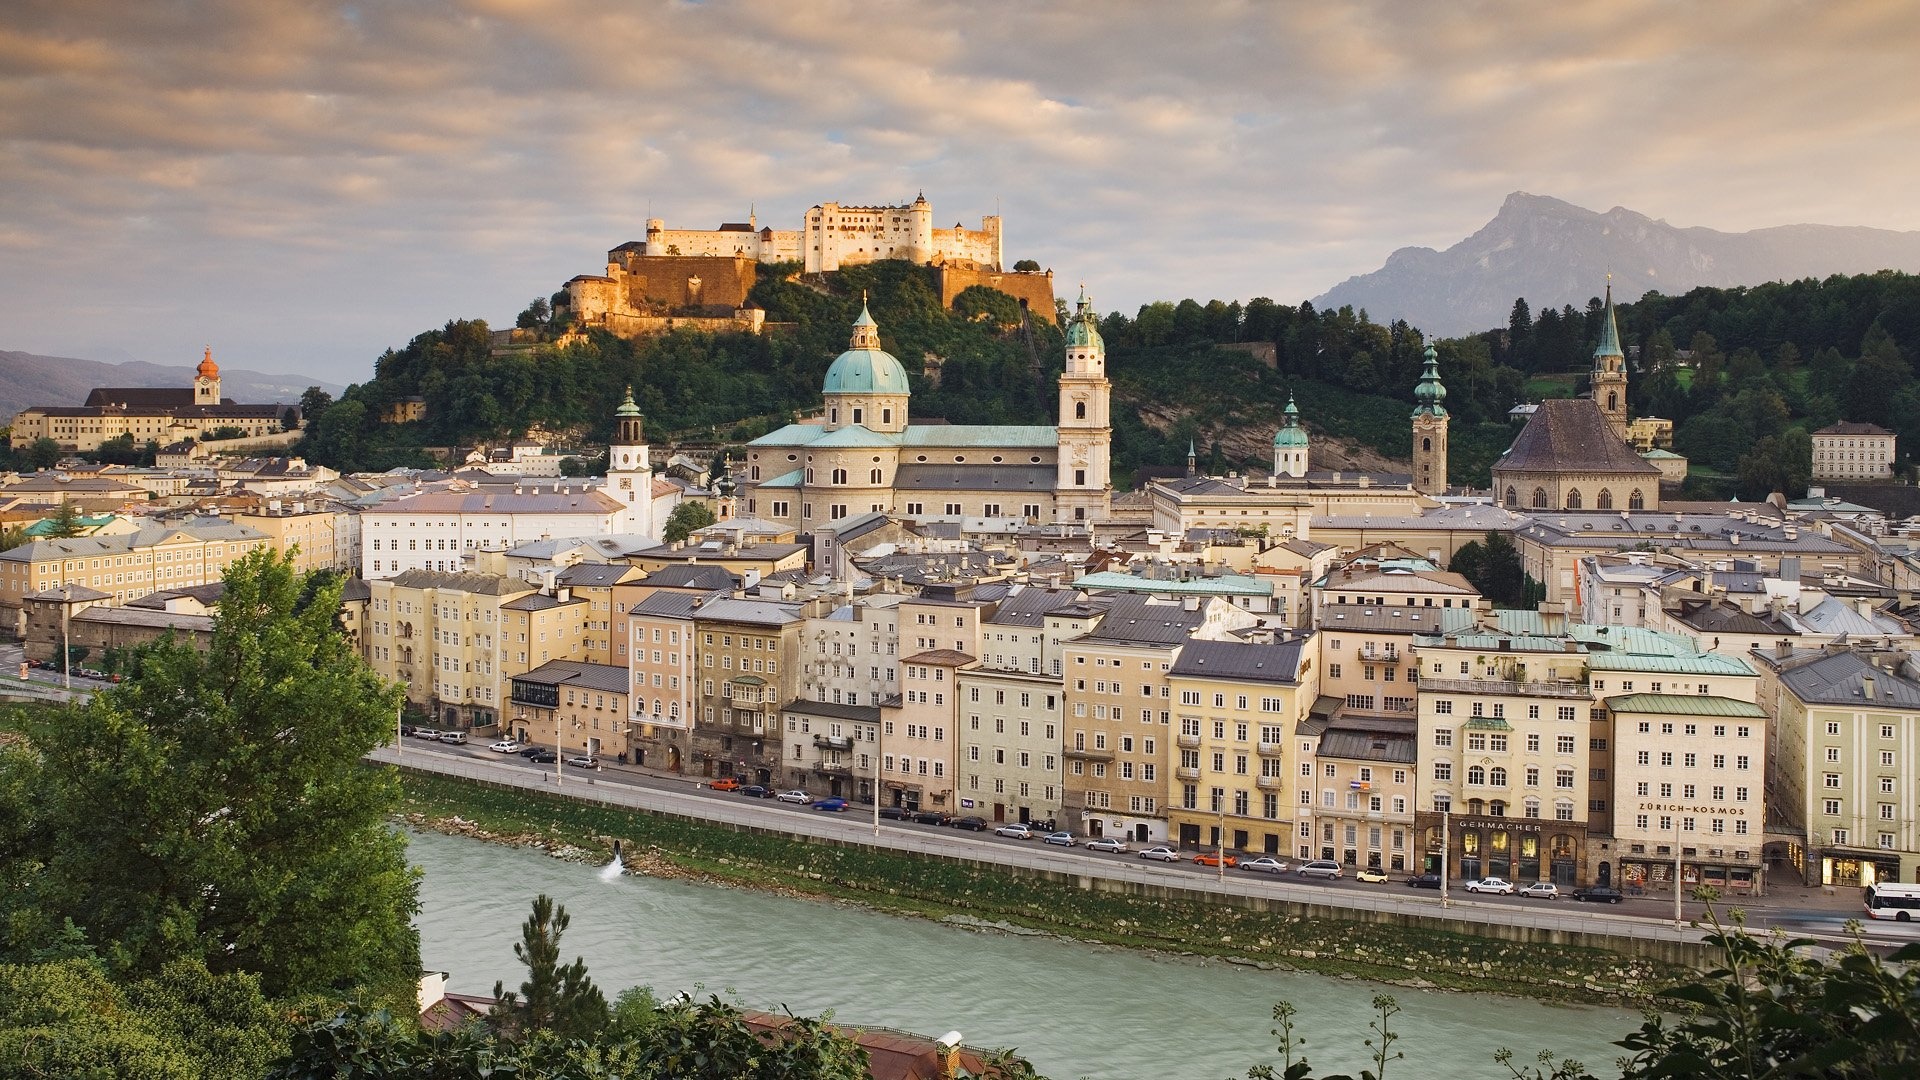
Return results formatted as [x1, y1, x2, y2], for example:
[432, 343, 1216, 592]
[1819, 848, 1905, 888]
[1416, 812, 1586, 885]
[1619, 856, 1761, 896]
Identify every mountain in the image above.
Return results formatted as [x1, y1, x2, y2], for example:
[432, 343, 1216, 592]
[0, 351, 344, 425]
[1313, 192, 1920, 337]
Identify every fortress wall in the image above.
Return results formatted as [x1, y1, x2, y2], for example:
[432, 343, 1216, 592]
[938, 267, 1058, 325]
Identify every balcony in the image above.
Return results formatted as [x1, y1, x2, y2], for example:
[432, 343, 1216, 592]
[1255, 774, 1284, 790]
[1176, 733, 1202, 749]
[1064, 746, 1114, 762]
[813, 761, 853, 776]
[1175, 765, 1201, 781]
[1415, 677, 1589, 699]
[812, 734, 854, 751]
[1256, 741, 1285, 757]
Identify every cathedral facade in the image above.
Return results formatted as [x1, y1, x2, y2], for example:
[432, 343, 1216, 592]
[739, 293, 1111, 528]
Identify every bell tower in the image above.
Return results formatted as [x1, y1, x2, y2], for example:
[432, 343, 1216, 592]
[1055, 288, 1111, 524]
[606, 386, 654, 535]
[194, 346, 221, 406]
[1592, 277, 1628, 437]
[1411, 344, 1450, 496]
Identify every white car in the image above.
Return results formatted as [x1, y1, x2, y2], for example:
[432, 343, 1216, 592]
[995, 823, 1034, 839]
[1084, 837, 1128, 854]
[1518, 882, 1560, 899]
[1465, 877, 1516, 895]
[1240, 856, 1290, 874]
[775, 790, 811, 804]
[1136, 845, 1181, 862]
[487, 740, 523, 754]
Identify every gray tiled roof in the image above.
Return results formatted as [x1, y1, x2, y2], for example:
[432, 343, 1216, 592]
[1496, 399, 1660, 474]
[892, 463, 1055, 492]
[643, 565, 739, 590]
[1779, 650, 1920, 707]
[510, 659, 631, 696]
[1168, 638, 1307, 683]
[1074, 593, 1209, 646]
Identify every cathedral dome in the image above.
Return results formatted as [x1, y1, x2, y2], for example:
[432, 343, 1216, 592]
[1273, 394, 1309, 448]
[1065, 288, 1102, 350]
[822, 302, 911, 396]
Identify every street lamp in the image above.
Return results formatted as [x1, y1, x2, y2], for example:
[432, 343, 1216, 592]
[61, 584, 71, 693]
[1440, 809, 1451, 908]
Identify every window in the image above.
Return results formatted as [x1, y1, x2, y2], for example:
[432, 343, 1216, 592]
[1556, 735, 1575, 754]
[1433, 762, 1452, 781]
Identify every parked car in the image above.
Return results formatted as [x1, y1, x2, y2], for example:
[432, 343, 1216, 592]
[878, 805, 913, 820]
[950, 816, 990, 831]
[487, 740, 523, 754]
[1464, 877, 1515, 895]
[1405, 873, 1443, 889]
[438, 731, 468, 745]
[1297, 859, 1343, 879]
[738, 784, 772, 798]
[528, 750, 558, 764]
[1136, 846, 1181, 862]
[709, 777, 742, 792]
[565, 754, 599, 768]
[1355, 868, 1390, 883]
[1571, 885, 1625, 904]
[811, 797, 850, 812]
[995, 823, 1034, 839]
[518, 745, 547, 757]
[1239, 857, 1289, 874]
[912, 809, 954, 826]
[1194, 851, 1238, 868]
[411, 727, 441, 740]
[775, 790, 812, 804]
[1518, 882, 1560, 900]
[1084, 837, 1128, 854]
[1042, 831, 1076, 846]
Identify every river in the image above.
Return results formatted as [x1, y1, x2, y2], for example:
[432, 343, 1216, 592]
[411, 829, 1639, 1079]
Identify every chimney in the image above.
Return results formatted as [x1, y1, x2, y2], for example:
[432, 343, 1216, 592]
[1863, 673, 1877, 700]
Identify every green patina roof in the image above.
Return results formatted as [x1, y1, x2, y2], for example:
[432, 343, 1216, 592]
[1463, 717, 1514, 730]
[1641, 448, 1684, 460]
[1073, 570, 1273, 597]
[1411, 343, 1447, 418]
[1065, 287, 1103, 350]
[755, 468, 804, 489]
[615, 385, 641, 418]
[1273, 393, 1310, 448]
[805, 424, 897, 448]
[901, 426, 1056, 448]
[822, 302, 912, 396]
[1587, 651, 1755, 676]
[1603, 694, 1766, 718]
[1594, 281, 1624, 359]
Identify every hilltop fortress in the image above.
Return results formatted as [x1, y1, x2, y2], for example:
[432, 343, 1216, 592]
[563, 194, 1054, 338]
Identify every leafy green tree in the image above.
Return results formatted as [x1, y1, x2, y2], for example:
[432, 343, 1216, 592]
[44, 499, 85, 538]
[0, 549, 420, 1008]
[1478, 531, 1526, 608]
[92, 433, 142, 465]
[491, 894, 608, 1041]
[1011, 259, 1041, 272]
[24, 436, 61, 470]
[298, 386, 333, 427]
[661, 501, 717, 543]
[1736, 431, 1813, 500]
[517, 296, 552, 329]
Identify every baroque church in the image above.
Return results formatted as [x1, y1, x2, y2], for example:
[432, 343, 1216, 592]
[738, 291, 1113, 528]
[1491, 284, 1665, 512]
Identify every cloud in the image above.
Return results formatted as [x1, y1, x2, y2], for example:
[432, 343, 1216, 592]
[1, 0, 1916, 379]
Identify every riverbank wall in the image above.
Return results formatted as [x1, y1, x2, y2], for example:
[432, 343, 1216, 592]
[391, 763, 1719, 1004]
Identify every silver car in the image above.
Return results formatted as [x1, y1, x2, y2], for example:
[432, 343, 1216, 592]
[1136, 845, 1181, 862]
[1297, 859, 1343, 879]
[1240, 856, 1290, 874]
[1085, 837, 1129, 853]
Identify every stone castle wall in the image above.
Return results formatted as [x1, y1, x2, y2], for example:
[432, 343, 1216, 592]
[937, 267, 1057, 325]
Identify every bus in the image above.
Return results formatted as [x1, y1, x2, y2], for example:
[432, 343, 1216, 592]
[1864, 881, 1920, 921]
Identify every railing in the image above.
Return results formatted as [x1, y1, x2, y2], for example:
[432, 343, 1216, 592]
[1256, 741, 1285, 757]
[1064, 746, 1114, 762]
[813, 761, 853, 776]
[1415, 677, 1590, 699]
[812, 734, 854, 751]
[1176, 733, 1202, 749]
[1255, 774, 1284, 790]
[1175, 765, 1201, 781]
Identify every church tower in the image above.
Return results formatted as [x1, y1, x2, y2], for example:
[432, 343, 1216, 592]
[194, 347, 221, 406]
[1055, 288, 1112, 523]
[1272, 393, 1309, 477]
[607, 386, 654, 536]
[1411, 344, 1450, 496]
[1591, 278, 1628, 437]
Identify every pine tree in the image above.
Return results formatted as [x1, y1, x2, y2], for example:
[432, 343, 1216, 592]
[492, 894, 608, 1040]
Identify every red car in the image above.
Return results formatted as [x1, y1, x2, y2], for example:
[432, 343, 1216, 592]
[709, 777, 741, 792]
[1194, 852, 1238, 868]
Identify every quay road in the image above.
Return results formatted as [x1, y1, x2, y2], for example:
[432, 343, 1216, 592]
[374, 740, 1917, 955]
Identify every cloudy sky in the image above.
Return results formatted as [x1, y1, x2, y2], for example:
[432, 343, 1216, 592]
[4, 0, 1917, 383]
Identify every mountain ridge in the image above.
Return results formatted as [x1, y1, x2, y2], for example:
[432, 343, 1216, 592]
[1314, 192, 1920, 336]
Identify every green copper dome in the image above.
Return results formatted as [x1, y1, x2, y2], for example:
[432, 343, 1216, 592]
[1065, 287, 1103, 350]
[1273, 393, 1310, 448]
[822, 300, 911, 396]
[615, 386, 641, 418]
[1412, 344, 1448, 417]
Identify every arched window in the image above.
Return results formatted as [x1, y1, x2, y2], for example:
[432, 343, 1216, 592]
[805, 468, 815, 483]
[1422, 437, 1432, 452]
[1532, 488, 1548, 508]
[1628, 489, 1645, 510]
[1505, 486, 1518, 507]
[1488, 800, 1507, 817]
[869, 468, 883, 484]
[1607, 391, 1618, 411]
[1467, 765, 1486, 786]
[831, 468, 848, 484]
[1566, 489, 1582, 509]
[1074, 401, 1086, 420]
[1489, 766, 1508, 787]
[1597, 489, 1613, 510]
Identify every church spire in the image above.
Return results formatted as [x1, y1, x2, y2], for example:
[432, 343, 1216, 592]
[1412, 344, 1447, 417]
[1411, 343, 1450, 497]
[1593, 276, 1624, 363]
[1590, 275, 1628, 435]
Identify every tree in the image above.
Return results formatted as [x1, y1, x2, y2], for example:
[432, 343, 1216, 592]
[0, 549, 420, 1008]
[491, 894, 608, 1041]
[45, 499, 85, 538]
[661, 501, 717, 543]
[1736, 431, 1813, 500]
[1478, 532, 1526, 608]
[516, 296, 552, 329]
[24, 436, 61, 470]
[1012, 259, 1041, 272]
[298, 386, 333, 427]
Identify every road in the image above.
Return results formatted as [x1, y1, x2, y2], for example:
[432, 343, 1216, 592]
[379, 738, 1917, 954]
[0, 643, 102, 704]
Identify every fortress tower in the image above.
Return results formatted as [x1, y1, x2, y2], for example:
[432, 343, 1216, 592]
[1591, 278, 1628, 437]
[1055, 289, 1112, 523]
[1410, 344, 1450, 496]
[194, 347, 221, 406]
[607, 387, 654, 535]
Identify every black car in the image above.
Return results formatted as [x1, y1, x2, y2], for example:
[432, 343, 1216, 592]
[519, 745, 547, 757]
[1570, 885, 1625, 904]
[950, 815, 989, 831]
[878, 806, 913, 820]
[1405, 873, 1443, 889]
[912, 809, 954, 826]
[739, 785, 773, 798]
[528, 750, 558, 764]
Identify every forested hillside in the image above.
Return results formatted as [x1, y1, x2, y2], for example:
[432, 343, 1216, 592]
[294, 265, 1920, 498]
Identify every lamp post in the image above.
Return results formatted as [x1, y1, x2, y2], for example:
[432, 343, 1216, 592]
[1217, 797, 1227, 884]
[873, 717, 883, 837]
[61, 584, 72, 693]
[396, 704, 404, 758]
[1440, 808, 1451, 908]
[1674, 816, 1685, 931]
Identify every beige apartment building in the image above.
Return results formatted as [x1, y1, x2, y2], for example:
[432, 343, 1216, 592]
[957, 668, 1063, 825]
[780, 699, 880, 802]
[623, 589, 714, 772]
[1165, 636, 1317, 857]
[690, 596, 803, 784]
[0, 519, 271, 617]
[1605, 694, 1769, 897]
[1301, 713, 1419, 870]
[500, 589, 591, 679]
[367, 570, 532, 731]
[508, 659, 632, 761]
[882, 649, 974, 812]
[230, 504, 356, 574]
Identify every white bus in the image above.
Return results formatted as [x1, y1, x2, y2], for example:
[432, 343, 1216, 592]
[1863, 881, 1920, 921]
